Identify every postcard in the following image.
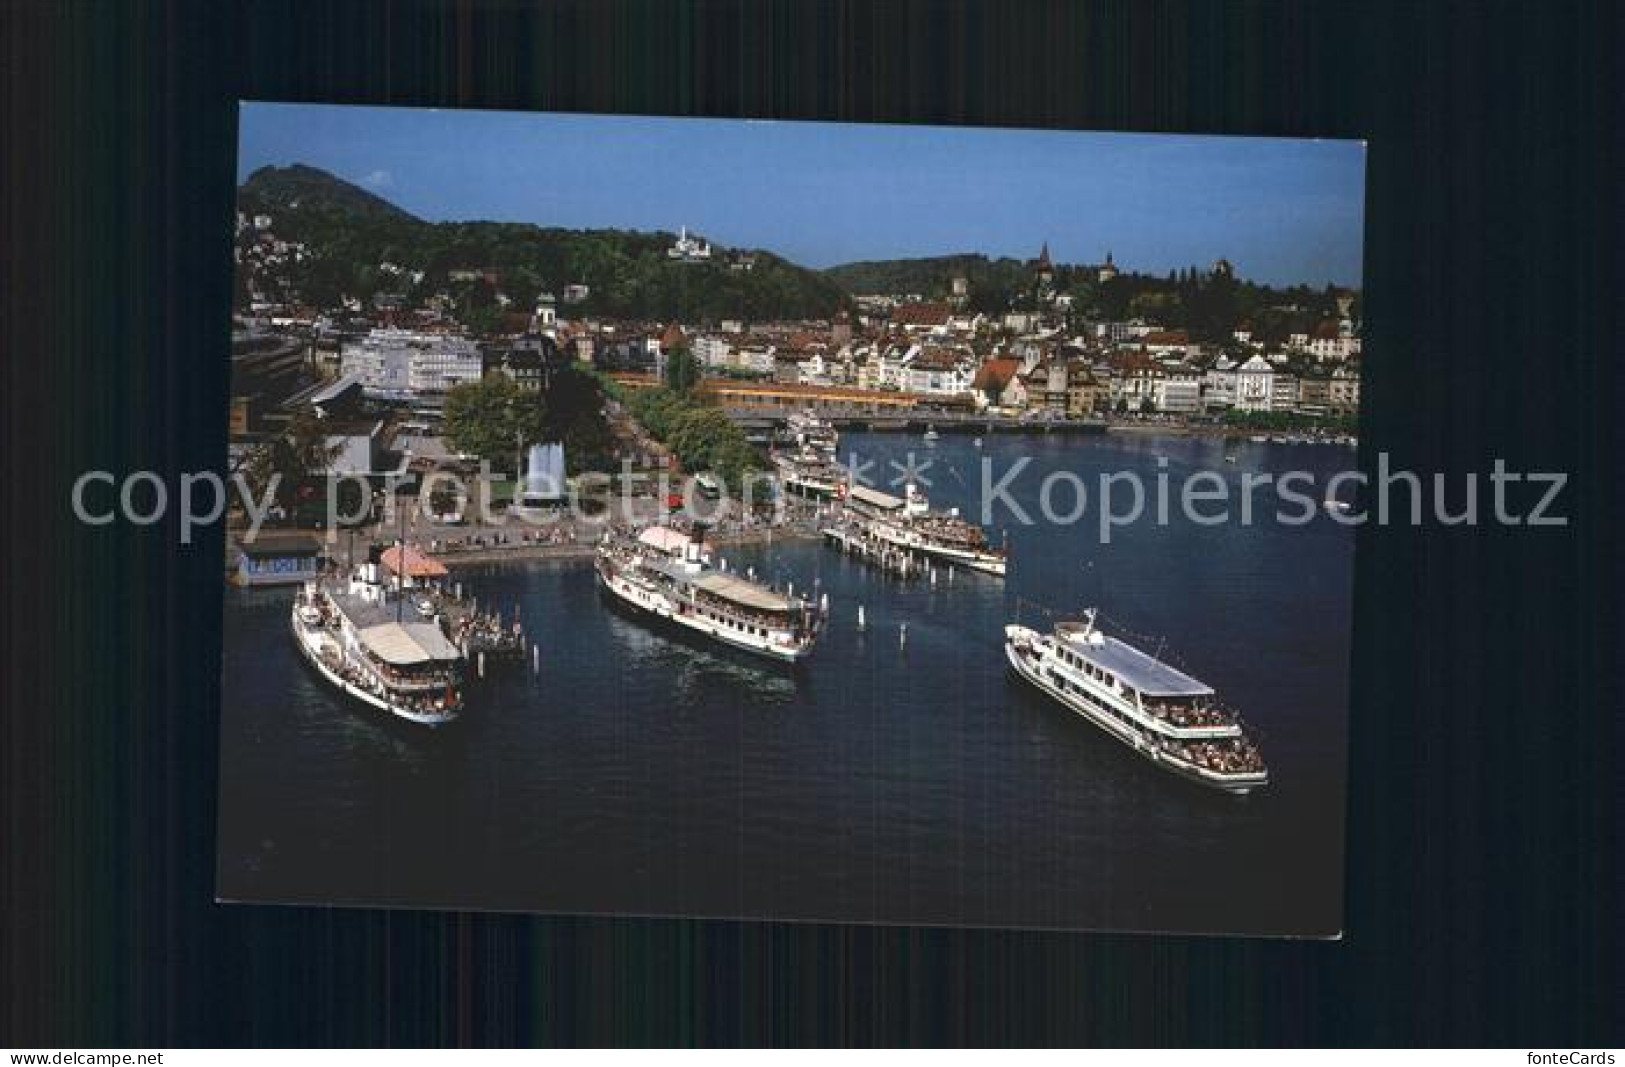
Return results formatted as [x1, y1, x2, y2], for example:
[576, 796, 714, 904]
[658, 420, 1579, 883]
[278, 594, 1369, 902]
[217, 103, 1362, 935]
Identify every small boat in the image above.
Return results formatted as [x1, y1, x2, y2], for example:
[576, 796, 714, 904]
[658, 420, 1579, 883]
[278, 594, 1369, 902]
[1323, 496, 1353, 514]
[972, 437, 983, 448]
[1224, 454, 1238, 464]
[923, 425, 940, 445]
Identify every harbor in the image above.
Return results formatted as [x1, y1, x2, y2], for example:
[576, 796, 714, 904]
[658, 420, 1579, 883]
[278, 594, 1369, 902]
[219, 431, 1353, 934]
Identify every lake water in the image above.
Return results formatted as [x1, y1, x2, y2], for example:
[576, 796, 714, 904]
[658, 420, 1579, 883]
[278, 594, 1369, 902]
[218, 431, 1353, 935]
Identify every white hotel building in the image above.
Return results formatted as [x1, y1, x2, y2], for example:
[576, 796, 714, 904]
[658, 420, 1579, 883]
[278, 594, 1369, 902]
[341, 328, 484, 400]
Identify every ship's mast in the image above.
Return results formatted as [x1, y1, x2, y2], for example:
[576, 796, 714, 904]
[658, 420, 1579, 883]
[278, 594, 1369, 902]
[395, 488, 406, 623]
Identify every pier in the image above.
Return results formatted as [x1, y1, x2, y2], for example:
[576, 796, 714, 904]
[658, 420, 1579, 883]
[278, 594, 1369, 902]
[822, 523, 922, 578]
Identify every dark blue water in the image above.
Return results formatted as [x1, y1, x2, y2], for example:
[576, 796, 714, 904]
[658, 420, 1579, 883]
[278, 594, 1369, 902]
[218, 432, 1352, 935]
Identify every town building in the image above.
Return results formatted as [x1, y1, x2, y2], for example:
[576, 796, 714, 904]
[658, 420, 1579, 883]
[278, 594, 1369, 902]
[231, 533, 324, 588]
[890, 302, 953, 335]
[1329, 363, 1362, 414]
[902, 347, 974, 397]
[692, 333, 733, 370]
[1204, 356, 1239, 410]
[340, 328, 484, 400]
[1154, 363, 1205, 414]
[971, 358, 1024, 410]
[1307, 319, 1362, 361]
[484, 333, 564, 393]
[667, 226, 711, 261]
[1234, 354, 1277, 412]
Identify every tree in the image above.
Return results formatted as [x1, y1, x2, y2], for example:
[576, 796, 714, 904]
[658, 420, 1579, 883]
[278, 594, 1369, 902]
[242, 413, 342, 516]
[663, 345, 702, 394]
[540, 364, 616, 474]
[443, 375, 542, 469]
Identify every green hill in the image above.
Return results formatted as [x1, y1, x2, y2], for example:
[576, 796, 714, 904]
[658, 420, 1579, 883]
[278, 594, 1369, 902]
[237, 165, 853, 324]
[823, 253, 1046, 314]
[241, 164, 425, 229]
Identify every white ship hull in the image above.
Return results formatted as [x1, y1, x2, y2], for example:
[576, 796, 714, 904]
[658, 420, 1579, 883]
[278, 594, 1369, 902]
[863, 519, 1007, 576]
[596, 561, 814, 664]
[1003, 625, 1266, 794]
[289, 604, 459, 727]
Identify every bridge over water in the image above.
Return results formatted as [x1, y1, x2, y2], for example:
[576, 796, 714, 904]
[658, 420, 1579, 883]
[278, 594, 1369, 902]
[723, 406, 1108, 438]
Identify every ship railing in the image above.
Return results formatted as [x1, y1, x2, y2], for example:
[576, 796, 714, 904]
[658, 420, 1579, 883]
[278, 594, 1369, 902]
[1140, 697, 1237, 730]
[1153, 733, 1266, 775]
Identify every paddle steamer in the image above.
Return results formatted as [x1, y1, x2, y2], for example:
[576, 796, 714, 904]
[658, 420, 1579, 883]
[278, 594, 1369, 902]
[596, 524, 826, 662]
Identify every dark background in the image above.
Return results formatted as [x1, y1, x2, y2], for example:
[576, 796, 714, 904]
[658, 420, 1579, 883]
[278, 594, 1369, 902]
[1, 0, 1618, 1046]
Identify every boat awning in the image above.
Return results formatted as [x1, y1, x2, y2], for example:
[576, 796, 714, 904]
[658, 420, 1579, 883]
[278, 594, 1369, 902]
[848, 485, 903, 511]
[1064, 632, 1213, 697]
[358, 621, 461, 665]
[379, 545, 449, 579]
[692, 573, 793, 613]
[638, 525, 693, 556]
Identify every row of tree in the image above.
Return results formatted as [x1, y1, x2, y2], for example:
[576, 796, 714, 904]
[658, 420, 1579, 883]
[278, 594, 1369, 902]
[621, 378, 764, 495]
[441, 367, 616, 478]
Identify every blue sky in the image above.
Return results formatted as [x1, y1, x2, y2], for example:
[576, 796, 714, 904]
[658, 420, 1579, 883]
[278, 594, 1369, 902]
[239, 102, 1365, 288]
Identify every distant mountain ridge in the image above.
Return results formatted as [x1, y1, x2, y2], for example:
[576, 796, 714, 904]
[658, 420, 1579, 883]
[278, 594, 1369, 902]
[240, 164, 425, 228]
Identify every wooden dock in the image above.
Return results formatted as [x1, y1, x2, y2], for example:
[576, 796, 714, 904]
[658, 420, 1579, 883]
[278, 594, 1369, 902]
[822, 524, 923, 578]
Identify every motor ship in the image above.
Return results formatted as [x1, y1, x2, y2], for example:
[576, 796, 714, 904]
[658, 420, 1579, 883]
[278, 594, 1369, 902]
[1003, 610, 1267, 794]
[290, 562, 465, 726]
[771, 447, 845, 500]
[840, 481, 1007, 577]
[785, 408, 839, 457]
[595, 524, 827, 663]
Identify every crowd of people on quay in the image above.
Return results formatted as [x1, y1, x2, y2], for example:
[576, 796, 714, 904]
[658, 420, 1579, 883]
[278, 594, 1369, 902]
[451, 607, 526, 656]
[428, 526, 583, 554]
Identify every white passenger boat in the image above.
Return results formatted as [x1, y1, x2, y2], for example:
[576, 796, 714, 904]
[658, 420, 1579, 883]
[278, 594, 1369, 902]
[290, 566, 464, 726]
[771, 448, 845, 500]
[840, 481, 1007, 577]
[1004, 610, 1267, 793]
[596, 525, 826, 663]
[785, 408, 839, 457]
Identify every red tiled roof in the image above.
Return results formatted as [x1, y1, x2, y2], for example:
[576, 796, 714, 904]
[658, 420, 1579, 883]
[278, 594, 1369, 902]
[972, 358, 1022, 391]
[910, 347, 961, 371]
[380, 545, 449, 579]
[1109, 350, 1159, 374]
[890, 302, 952, 327]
